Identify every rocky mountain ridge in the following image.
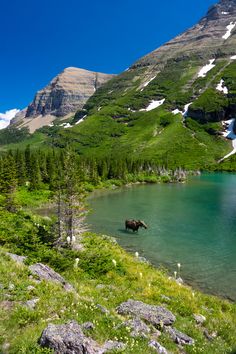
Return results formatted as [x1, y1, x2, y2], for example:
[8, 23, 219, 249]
[4, 0, 236, 168]
[12, 67, 115, 132]
[59, 0, 236, 167]
[133, 0, 236, 69]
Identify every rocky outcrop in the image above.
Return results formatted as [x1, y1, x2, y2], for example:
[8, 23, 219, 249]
[26, 68, 114, 118]
[164, 326, 195, 346]
[149, 340, 169, 354]
[188, 107, 227, 123]
[116, 299, 176, 326]
[39, 321, 102, 353]
[132, 0, 236, 69]
[12, 67, 114, 132]
[6, 252, 26, 265]
[29, 263, 74, 292]
[39, 321, 126, 353]
[118, 318, 151, 338]
[117, 299, 195, 348]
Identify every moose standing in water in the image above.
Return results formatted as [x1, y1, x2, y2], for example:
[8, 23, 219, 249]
[125, 219, 147, 232]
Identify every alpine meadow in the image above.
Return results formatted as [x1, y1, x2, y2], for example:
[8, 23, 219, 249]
[0, 0, 236, 353]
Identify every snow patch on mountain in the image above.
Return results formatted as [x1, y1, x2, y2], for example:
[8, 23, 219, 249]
[216, 80, 228, 94]
[75, 115, 86, 125]
[60, 122, 72, 129]
[220, 119, 236, 161]
[172, 109, 182, 115]
[222, 22, 236, 40]
[141, 76, 156, 91]
[172, 103, 192, 118]
[0, 109, 20, 130]
[183, 103, 193, 117]
[140, 99, 165, 112]
[198, 59, 215, 78]
[221, 11, 229, 15]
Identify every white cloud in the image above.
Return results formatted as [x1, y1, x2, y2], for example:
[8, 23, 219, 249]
[0, 109, 20, 130]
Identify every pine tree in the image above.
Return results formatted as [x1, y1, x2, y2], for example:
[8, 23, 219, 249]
[15, 149, 27, 186]
[0, 154, 18, 212]
[54, 149, 88, 248]
[29, 154, 42, 190]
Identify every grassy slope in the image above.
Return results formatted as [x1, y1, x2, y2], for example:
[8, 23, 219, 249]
[54, 107, 231, 169]
[0, 57, 235, 170]
[0, 232, 236, 354]
[0, 132, 47, 152]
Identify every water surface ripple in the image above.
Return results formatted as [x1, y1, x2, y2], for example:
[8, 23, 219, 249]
[87, 174, 236, 300]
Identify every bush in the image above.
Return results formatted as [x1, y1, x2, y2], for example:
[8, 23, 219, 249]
[160, 115, 173, 127]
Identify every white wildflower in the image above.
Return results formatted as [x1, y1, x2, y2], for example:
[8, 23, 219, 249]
[66, 236, 71, 244]
[135, 251, 139, 258]
[71, 236, 76, 243]
[74, 258, 80, 267]
[174, 271, 177, 279]
[112, 259, 117, 267]
[139, 272, 143, 278]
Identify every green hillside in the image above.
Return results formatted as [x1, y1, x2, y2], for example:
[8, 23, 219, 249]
[1, 57, 235, 171]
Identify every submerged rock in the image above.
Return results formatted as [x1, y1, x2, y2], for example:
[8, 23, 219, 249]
[116, 299, 176, 326]
[29, 263, 74, 292]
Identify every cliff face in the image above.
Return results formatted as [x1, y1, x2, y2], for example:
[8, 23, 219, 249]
[12, 67, 115, 132]
[84, 0, 236, 125]
[26, 67, 115, 118]
[132, 0, 236, 69]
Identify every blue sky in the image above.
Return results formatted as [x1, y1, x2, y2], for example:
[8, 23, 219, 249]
[0, 0, 216, 113]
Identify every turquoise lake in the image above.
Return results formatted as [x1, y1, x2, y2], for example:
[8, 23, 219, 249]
[87, 173, 236, 300]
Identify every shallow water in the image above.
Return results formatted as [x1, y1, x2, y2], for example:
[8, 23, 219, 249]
[87, 173, 236, 300]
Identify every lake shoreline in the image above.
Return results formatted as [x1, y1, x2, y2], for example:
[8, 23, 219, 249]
[87, 173, 236, 302]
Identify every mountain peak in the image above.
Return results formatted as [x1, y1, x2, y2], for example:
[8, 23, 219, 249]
[25, 67, 115, 119]
[205, 0, 236, 20]
[132, 0, 236, 68]
[11, 67, 115, 133]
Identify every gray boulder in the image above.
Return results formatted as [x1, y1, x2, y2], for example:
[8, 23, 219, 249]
[164, 326, 194, 345]
[102, 340, 126, 352]
[23, 298, 40, 310]
[39, 321, 126, 354]
[39, 321, 102, 353]
[116, 300, 176, 326]
[82, 322, 95, 331]
[29, 263, 74, 292]
[96, 304, 110, 314]
[120, 318, 151, 338]
[193, 314, 206, 325]
[149, 340, 169, 354]
[6, 252, 26, 265]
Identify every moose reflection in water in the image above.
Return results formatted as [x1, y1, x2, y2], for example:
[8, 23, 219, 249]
[125, 219, 147, 232]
